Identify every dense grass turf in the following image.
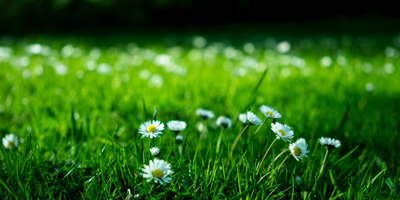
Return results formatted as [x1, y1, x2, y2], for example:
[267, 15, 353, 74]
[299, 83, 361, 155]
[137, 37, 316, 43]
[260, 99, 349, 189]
[0, 32, 399, 199]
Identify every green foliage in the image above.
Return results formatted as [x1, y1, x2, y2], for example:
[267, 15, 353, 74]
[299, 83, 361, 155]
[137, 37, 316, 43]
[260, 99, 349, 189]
[0, 33, 399, 199]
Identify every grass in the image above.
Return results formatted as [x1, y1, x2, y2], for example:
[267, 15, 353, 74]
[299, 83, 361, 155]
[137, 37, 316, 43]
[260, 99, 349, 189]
[0, 31, 399, 199]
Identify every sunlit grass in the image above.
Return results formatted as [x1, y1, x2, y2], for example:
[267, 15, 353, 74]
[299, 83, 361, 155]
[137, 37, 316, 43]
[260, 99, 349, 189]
[0, 33, 399, 199]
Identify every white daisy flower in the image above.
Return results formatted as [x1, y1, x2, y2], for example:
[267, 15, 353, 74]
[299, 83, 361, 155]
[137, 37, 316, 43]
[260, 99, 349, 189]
[125, 189, 140, 200]
[238, 113, 247, 124]
[246, 111, 262, 125]
[289, 138, 310, 161]
[150, 147, 160, 157]
[318, 137, 341, 149]
[259, 105, 281, 119]
[216, 116, 232, 128]
[139, 120, 164, 139]
[175, 134, 183, 143]
[2, 134, 18, 150]
[271, 122, 294, 142]
[167, 120, 187, 133]
[141, 158, 174, 185]
[196, 108, 215, 119]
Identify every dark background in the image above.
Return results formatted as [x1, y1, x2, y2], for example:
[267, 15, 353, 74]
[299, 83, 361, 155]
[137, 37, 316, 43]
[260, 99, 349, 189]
[1, 0, 399, 34]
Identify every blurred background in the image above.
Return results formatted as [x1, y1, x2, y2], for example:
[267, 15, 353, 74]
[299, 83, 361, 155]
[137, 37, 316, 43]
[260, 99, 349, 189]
[1, 0, 400, 34]
[1, 0, 400, 178]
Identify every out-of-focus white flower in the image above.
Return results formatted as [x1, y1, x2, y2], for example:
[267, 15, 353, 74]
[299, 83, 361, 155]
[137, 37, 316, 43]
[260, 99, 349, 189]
[176, 134, 183, 143]
[167, 120, 187, 133]
[365, 83, 375, 92]
[196, 108, 215, 119]
[276, 41, 291, 53]
[318, 137, 341, 149]
[2, 134, 18, 150]
[216, 116, 232, 129]
[320, 56, 332, 68]
[150, 147, 160, 157]
[238, 113, 247, 124]
[246, 111, 262, 125]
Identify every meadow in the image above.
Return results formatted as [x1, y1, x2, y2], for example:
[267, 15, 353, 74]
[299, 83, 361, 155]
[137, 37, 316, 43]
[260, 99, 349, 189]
[0, 31, 399, 199]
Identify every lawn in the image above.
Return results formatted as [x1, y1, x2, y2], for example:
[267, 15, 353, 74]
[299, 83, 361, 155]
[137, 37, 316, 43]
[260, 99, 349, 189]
[0, 31, 399, 199]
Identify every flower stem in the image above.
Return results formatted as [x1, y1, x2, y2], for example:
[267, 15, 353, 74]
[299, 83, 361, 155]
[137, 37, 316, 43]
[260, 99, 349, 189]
[255, 118, 268, 133]
[256, 138, 278, 175]
[230, 124, 249, 159]
[242, 126, 249, 153]
[250, 118, 269, 141]
[149, 184, 155, 196]
[271, 153, 291, 185]
[216, 128, 224, 154]
[267, 149, 290, 172]
[311, 148, 329, 193]
[277, 153, 291, 172]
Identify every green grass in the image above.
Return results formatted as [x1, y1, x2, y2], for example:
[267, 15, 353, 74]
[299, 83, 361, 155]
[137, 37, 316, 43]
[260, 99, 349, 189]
[0, 32, 399, 199]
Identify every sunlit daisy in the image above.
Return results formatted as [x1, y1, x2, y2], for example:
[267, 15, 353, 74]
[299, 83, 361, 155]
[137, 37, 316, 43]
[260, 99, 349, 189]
[271, 122, 294, 142]
[150, 147, 160, 157]
[238, 113, 247, 124]
[167, 120, 187, 133]
[141, 158, 174, 185]
[246, 111, 262, 125]
[216, 116, 232, 128]
[2, 134, 18, 150]
[319, 137, 341, 149]
[196, 108, 215, 119]
[289, 138, 310, 161]
[139, 120, 164, 139]
[259, 105, 281, 119]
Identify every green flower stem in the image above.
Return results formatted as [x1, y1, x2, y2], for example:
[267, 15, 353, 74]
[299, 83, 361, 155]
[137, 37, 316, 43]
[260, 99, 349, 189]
[311, 148, 329, 194]
[277, 153, 291, 172]
[242, 125, 249, 153]
[230, 124, 250, 159]
[216, 127, 224, 154]
[250, 118, 269, 141]
[256, 138, 278, 176]
[267, 149, 290, 172]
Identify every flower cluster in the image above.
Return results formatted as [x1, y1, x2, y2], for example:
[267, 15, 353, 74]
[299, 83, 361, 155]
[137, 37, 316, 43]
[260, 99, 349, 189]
[138, 117, 188, 185]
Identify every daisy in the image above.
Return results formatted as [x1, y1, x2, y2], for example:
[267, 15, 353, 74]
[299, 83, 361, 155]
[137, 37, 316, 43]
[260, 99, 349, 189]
[167, 120, 187, 133]
[196, 108, 215, 119]
[139, 120, 164, 139]
[246, 111, 262, 125]
[259, 105, 281, 119]
[289, 138, 310, 161]
[150, 147, 160, 157]
[216, 116, 232, 128]
[175, 134, 183, 143]
[238, 113, 247, 124]
[2, 134, 18, 150]
[271, 122, 294, 142]
[318, 137, 341, 149]
[141, 158, 174, 185]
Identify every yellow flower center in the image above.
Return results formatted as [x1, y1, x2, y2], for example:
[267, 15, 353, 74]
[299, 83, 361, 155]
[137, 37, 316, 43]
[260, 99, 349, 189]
[152, 169, 163, 178]
[147, 125, 157, 133]
[279, 129, 285, 136]
[7, 142, 15, 148]
[293, 147, 302, 156]
[266, 111, 273, 117]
